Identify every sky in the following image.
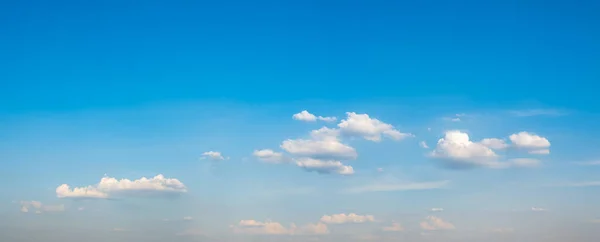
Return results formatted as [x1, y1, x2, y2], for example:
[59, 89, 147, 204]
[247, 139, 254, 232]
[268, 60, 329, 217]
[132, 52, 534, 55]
[1, 0, 599, 241]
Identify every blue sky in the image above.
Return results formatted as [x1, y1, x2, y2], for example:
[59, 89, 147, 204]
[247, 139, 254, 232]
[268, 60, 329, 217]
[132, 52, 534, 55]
[1, 0, 599, 241]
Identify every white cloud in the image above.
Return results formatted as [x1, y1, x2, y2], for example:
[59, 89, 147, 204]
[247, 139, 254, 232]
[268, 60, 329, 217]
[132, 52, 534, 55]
[509, 132, 551, 154]
[292, 110, 336, 122]
[20, 201, 64, 214]
[201, 151, 226, 161]
[232, 220, 328, 235]
[319, 213, 375, 224]
[293, 110, 317, 122]
[531, 207, 547, 212]
[253, 149, 286, 163]
[480, 138, 509, 150]
[420, 216, 455, 230]
[183, 216, 193, 221]
[430, 130, 500, 168]
[419, 141, 429, 149]
[344, 180, 449, 193]
[382, 222, 404, 232]
[295, 158, 354, 175]
[281, 138, 357, 160]
[337, 112, 412, 142]
[56, 174, 187, 199]
[430, 208, 444, 212]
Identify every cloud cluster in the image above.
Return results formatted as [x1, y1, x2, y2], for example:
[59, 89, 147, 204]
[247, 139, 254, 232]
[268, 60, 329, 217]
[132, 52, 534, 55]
[20, 201, 65, 214]
[254, 111, 411, 175]
[56, 174, 187, 199]
[430, 130, 549, 169]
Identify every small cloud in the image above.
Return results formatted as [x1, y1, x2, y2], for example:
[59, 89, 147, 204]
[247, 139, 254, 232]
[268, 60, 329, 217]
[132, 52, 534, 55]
[531, 207, 547, 212]
[443, 113, 465, 122]
[19, 201, 64, 214]
[419, 141, 429, 149]
[77, 207, 85, 211]
[292, 110, 336, 122]
[253, 149, 286, 164]
[320, 213, 375, 224]
[420, 216, 455, 230]
[430, 208, 444, 212]
[183, 216, 193, 221]
[377, 168, 384, 172]
[201, 151, 226, 161]
[295, 158, 354, 175]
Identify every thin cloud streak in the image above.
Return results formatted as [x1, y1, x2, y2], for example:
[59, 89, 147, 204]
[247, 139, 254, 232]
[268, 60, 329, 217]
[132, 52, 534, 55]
[342, 180, 450, 193]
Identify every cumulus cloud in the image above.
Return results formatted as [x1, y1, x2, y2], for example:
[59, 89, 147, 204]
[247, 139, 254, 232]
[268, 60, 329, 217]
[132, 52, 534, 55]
[232, 220, 328, 235]
[509, 132, 551, 155]
[419, 141, 429, 149]
[295, 158, 354, 175]
[430, 131, 545, 169]
[430, 131, 500, 168]
[337, 112, 412, 142]
[201, 151, 226, 161]
[382, 222, 404, 232]
[281, 138, 357, 160]
[420, 216, 455, 230]
[292, 110, 336, 122]
[319, 213, 375, 224]
[480, 138, 509, 150]
[253, 149, 286, 163]
[20, 201, 64, 213]
[56, 174, 187, 199]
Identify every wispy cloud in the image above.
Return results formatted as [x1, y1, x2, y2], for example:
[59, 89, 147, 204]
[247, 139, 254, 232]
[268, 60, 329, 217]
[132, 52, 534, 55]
[508, 109, 567, 117]
[343, 180, 449, 193]
[574, 160, 600, 166]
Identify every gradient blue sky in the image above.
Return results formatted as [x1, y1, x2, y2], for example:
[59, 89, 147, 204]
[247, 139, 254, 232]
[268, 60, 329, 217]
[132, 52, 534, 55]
[1, 0, 599, 241]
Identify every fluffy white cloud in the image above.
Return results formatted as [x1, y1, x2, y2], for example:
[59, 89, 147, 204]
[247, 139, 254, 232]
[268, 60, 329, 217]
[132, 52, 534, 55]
[509, 132, 550, 154]
[382, 222, 404, 232]
[319, 213, 375, 224]
[253, 149, 286, 163]
[430, 131, 499, 168]
[480, 138, 509, 150]
[281, 138, 357, 160]
[232, 220, 328, 235]
[337, 112, 412, 142]
[430, 208, 444, 212]
[20, 201, 64, 213]
[56, 174, 187, 199]
[419, 141, 429, 149]
[420, 216, 455, 230]
[201, 151, 226, 161]
[292, 110, 336, 122]
[295, 158, 354, 175]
